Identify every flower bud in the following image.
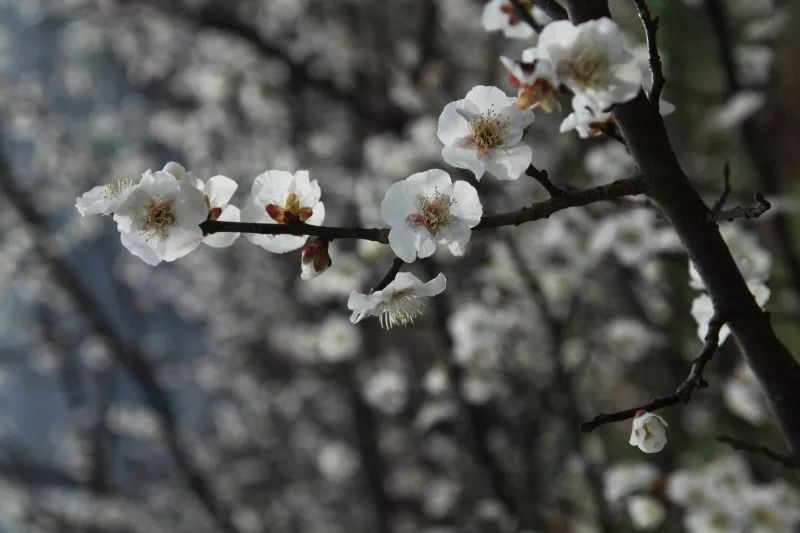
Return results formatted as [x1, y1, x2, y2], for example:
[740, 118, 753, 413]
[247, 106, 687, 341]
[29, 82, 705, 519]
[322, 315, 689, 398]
[629, 411, 668, 453]
[300, 238, 332, 280]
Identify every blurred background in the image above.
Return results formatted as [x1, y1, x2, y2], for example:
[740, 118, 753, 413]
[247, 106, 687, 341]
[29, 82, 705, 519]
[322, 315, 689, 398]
[0, 0, 799, 531]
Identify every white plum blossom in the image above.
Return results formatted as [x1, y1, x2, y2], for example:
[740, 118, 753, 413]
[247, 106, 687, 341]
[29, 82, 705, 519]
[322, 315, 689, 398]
[685, 508, 744, 533]
[437, 85, 535, 181]
[348, 272, 446, 329]
[241, 170, 325, 253]
[196, 175, 241, 248]
[480, 0, 539, 40]
[112, 169, 207, 265]
[691, 280, 770, 343]
[300, 238, 332, 280]
[626, 495, 666, 530]
[500, 53, 560, 112]
[629, 411, 668, 453]
[560, 93, 615, 138]
[666, 470, 708, 507]
[536, 18, 642, 111]
[380, 169, 482, 263]
[76, 176, 138, 216]
[160, 161, 197, 183]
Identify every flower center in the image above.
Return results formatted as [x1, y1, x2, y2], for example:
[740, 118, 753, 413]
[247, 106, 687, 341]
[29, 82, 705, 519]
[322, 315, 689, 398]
[379, 290, 426, 329]
[406, 192, 454, 235]
[103, 177, 133, 199]
[142, 200, 176, 238]
[468, 108, 509, 156]
[266, 192, 313, 224]
[568, 48, 609, 88]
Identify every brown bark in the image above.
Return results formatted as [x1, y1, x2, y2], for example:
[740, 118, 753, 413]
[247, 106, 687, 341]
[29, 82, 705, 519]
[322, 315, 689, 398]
[564, 0, 800, 456]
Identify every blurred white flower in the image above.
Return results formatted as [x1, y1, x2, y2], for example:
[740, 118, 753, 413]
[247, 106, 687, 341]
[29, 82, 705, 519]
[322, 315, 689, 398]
[381, 169, 482, 263]
[626, 495, 666, 530]
[590, 208, 675, 266]
[113, 169, 207, 265]
[437, 85, 535, 181]
[746, 483, 800, 532]
[241, 170, 325, 253]
[708, 91, 766, 131]
[363, 368, 408, 415]
[423, 365, 451, 395]
[480, 0, 539, 40]
[584, 141, 635, 184]
[196, 174, 241, 248]
[723, 362, 769, 425]
[537, 18, 642, 111]
[666, 469, 708, 506]
[76, 176, 138, 216]
[348, 272, 446, 329]
[317, 316, 361, 362]
[317, 441, 360, 482]
[603, 318, 662, 362]
[685, 508, 744, 533]
[603, 462, 660, 503]
[629, 411, 668, 453]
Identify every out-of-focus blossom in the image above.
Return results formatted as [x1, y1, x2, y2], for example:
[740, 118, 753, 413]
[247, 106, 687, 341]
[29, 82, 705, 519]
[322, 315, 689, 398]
[348, 272, 446, 329]
[626, 495, 666, 530]
[590, 208, 677, 267]
[480, 0, 539, 40]
[113, 169, 207, 265]
[603, 462, 660, 503]
[723, 362, 770, 425]
[629, 411, 668, 453]
[707, 91, 766, 131]
[381, 169, 482, 263]
[317, 316, 361, 362]
[437, 85, 535, 181]
[363, 367, 408, 415]
[241, 170, 325, 253]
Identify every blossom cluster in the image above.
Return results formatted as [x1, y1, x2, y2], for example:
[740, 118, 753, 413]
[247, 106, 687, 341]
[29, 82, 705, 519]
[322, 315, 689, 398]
[76, 12, 665, 333]
[604, 456, 800, 532]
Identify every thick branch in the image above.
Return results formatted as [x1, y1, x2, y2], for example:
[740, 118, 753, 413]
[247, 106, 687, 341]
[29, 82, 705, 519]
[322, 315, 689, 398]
[580, 311, 726, 432]
[566, 0, 800, 456]
[533, 0, 569, 21]
[509, 0, 543, 32]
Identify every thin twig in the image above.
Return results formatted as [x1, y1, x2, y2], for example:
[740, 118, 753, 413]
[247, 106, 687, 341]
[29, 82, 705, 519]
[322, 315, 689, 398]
[201, 175, 646, 239]
[580, 310, 726, 432]
[632, 0, 665, 106]
[709, 193, 771, 222]
[369, 257, 405, 293]
[527, 165, 567, 198]
[711, 162, 732, 216]
[717, 435, 798, 470]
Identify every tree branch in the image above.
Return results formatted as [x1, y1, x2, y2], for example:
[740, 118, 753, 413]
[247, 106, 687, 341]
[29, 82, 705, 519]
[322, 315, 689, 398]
[709, 192, 771, 222]
[369, 257, 405, 292]
[631, 0, 665, 106]
[580, 310, 726, 432]
[201, 175, 645, 240]
[509, 0, 543, 32]
[717, 435, 798, 470]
